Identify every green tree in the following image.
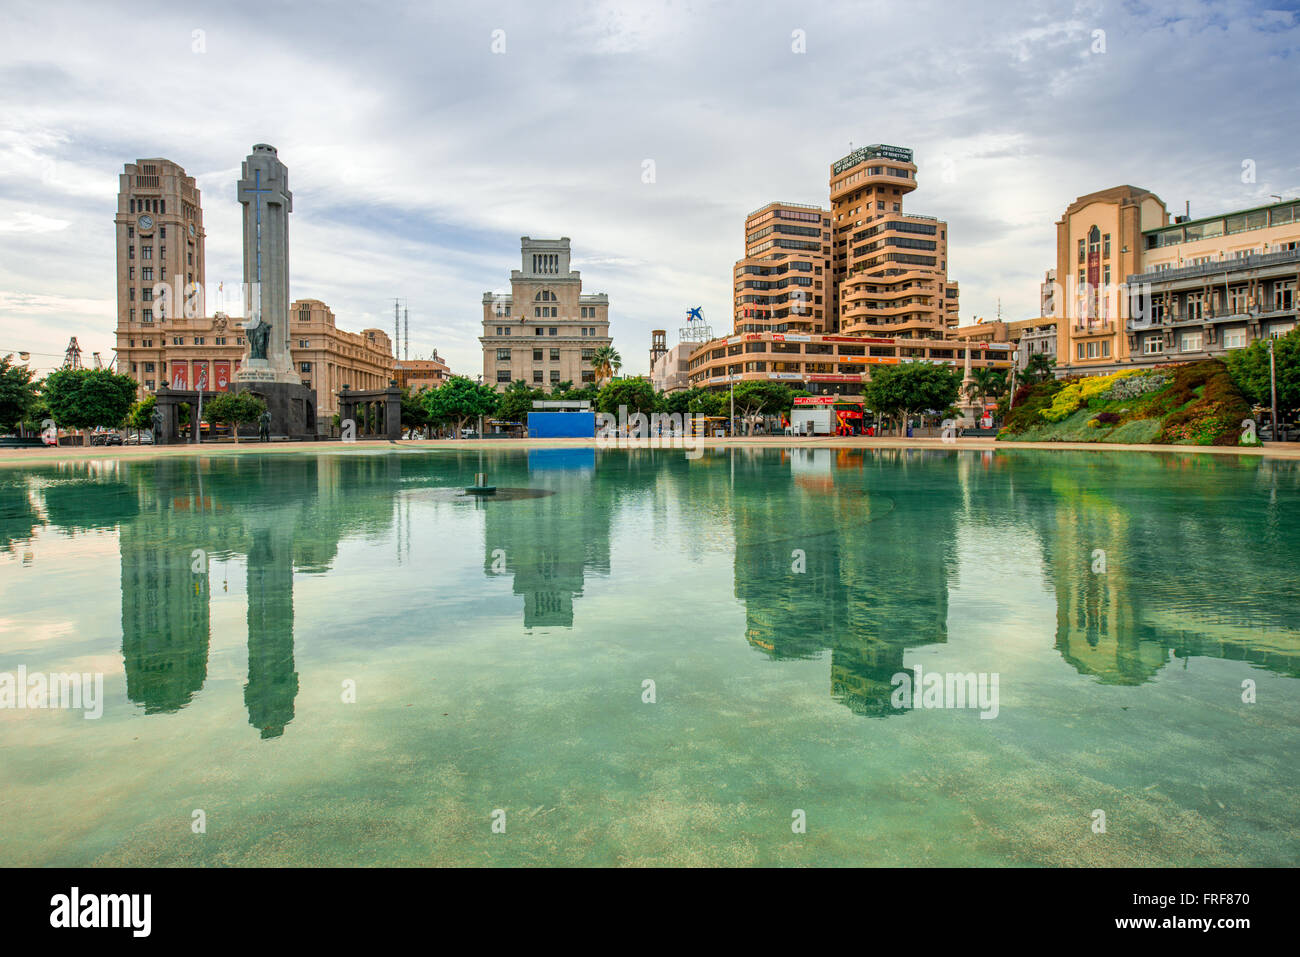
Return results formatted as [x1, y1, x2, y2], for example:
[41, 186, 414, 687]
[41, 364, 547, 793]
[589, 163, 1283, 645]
[0, 354, 38, 433]
[730, 381, 799, 432]
[496, 380, 544, 425]
[202, 391, 267, 443]
[1024, 353, 1057, 384]
[596, 377, 655, 416]
[1227, 329, 1300, 420]
[400, 387, 430, 436]
[127, 395, 156, 434]
[658, 388, 697, 416]
[551, 380, 573, 396]
[864, 363, 961, 435]
[967, 366, 1008, 411]
[422, 376, 499, 436]
[592, 345, 622, 382]
[41, 368, 138, 432]
[687, 389, 728, 418]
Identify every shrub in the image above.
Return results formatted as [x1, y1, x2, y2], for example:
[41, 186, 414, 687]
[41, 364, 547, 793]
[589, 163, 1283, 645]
[1095, 411, 1121, 425]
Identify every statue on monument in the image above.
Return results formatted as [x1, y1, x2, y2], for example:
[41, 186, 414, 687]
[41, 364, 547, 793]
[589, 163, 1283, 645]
[246, 315, 271, 360]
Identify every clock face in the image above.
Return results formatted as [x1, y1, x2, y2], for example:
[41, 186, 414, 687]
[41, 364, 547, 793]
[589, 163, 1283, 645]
[138, 214, 154, 230]
[189, 223, 196, 236]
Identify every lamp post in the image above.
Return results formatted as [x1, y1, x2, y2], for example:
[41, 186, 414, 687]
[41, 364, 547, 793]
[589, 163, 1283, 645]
[1269, 336, 1278, 439]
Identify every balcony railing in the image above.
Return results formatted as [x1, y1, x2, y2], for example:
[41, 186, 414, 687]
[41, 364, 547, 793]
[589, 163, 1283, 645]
[1126, 247, 1300, 286]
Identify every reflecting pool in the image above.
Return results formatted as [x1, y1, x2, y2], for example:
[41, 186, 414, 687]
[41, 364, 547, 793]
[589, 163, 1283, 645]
[1, 446, 1297, 866]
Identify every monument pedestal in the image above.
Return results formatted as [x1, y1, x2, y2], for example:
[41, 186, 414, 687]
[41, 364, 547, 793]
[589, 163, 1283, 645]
[233, 381, 318, 439]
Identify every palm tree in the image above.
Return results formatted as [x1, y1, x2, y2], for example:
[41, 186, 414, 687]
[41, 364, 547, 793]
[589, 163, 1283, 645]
[592, 345, 622, 383]
[1024, 353, 1056, 384]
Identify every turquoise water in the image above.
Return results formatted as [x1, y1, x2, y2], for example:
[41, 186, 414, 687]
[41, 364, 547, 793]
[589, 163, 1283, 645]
[1, 446, 1297, 866]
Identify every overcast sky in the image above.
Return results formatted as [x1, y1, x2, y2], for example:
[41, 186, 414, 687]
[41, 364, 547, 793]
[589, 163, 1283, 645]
[1, 0, 1297, 377]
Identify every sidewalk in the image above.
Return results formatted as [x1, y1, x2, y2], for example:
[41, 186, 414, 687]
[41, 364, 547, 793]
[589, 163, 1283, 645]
[4, 434, 1300, 465]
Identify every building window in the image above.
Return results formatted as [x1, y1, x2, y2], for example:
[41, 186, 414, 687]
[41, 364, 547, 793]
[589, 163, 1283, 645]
[495, 326, 503, 335]
[141, 267, 153, 281]
[535, 327, 544, 336]
[550, 370, 560, 382]
[1103, 234, 1111, 258]
[1224, 328, 1248, 349]
[503, 327, 512, 335]
[194, 337, 205, 345]
[144, 362, 155, 373]
[581, 370, 595, 383]
[496, 349, 511, 360]
[301, 362, 312, 372]
[497, 369, 511, 383]
[128, 245, 135, 260]
[548, 327, 557, 336]
[1276, 281, 1294, 312]
[1078, 239, 1085, 264]
[299, 339, 310, 348]
[215, 337, 226, 345]
[1143, 336, 1164, 355]
[532, 370, 543, 383]
[582, 348, 595, 361]
[549, 348, 560, 361]
[533, 348, 543, 361]
[142, 246, 152, 260]
[142, 309, 152, 321]
[1086, 341, 1099, 359]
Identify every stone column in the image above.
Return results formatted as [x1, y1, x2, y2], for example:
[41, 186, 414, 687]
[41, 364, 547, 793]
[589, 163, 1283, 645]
[235, 144, 298, 386]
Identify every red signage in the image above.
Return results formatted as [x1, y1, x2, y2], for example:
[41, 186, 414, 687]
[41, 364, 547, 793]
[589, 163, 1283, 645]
[794, 396, 837, 405]
[170, 362, 188, 390]
[214, 361, 231, 391]
[194, 361, 209, 391]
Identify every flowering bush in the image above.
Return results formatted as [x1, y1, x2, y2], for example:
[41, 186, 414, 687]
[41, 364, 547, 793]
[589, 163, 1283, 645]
[1100, 373, 1168, 401]
[1040, 370, 1142, 422]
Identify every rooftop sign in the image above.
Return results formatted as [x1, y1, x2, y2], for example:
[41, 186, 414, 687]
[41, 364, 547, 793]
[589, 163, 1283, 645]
[832, 144, 913, 174]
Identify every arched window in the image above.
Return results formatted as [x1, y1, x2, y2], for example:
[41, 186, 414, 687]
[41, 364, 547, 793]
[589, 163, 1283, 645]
[534, 290, 556, 302]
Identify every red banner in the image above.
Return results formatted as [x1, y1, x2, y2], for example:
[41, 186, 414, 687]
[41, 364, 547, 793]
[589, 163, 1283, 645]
[170, 362, 188, 390]
[214, 361, 231, 391]
[194, 361, 209, 391]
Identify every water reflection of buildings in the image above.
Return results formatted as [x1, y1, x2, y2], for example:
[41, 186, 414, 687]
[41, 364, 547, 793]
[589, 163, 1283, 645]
[732, 447, 960, 716]
[34, 455, 401, 736]
[482, 449, 611, 628]
[1020, 453, 1300, 684]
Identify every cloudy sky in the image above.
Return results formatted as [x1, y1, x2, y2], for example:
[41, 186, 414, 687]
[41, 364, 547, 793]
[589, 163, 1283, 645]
[1, 0, 1297, 377]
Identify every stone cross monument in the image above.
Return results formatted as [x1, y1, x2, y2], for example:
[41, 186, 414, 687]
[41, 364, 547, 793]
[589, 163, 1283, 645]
[235, 144, 300, 385]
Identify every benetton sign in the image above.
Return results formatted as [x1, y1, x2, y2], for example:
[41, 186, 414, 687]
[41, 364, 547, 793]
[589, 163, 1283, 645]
[832, 144, 913, 174]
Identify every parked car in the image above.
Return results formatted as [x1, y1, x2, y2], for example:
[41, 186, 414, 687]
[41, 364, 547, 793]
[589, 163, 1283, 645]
[1259, 421, 1298, 442]
[89, 430, 123, 446]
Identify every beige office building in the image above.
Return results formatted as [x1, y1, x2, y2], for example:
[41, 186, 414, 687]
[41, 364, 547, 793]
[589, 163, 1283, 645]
[111, 157, 397, 425]
[1054, 187, 1300, 374]
[829, 144, 958, 337]
[479, 237, 612, 391]
[734, 202, 832, 335]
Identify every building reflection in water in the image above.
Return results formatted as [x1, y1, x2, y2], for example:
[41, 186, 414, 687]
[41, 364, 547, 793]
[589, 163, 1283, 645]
[482, 448, 610, 629]
[15, 445, 1298, 735]
[35, 454, 403, 735]
[732, 447, 959, 716]
[1022, 453, 1300, 684]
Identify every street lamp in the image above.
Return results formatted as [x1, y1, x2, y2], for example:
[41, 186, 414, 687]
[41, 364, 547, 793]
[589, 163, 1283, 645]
[1268, 336, 1278, 439]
